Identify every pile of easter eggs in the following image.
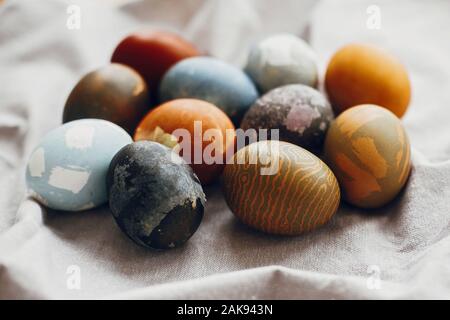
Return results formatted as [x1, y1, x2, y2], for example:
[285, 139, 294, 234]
[26, 30, 412, 250]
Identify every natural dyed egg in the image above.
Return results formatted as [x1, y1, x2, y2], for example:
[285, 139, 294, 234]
[245, 33, 318, 94]
[107, 141, 206, 250]
[134, 99, 236, 185]
[159, 56, 258, 125]
[63, 64, 150, 134]
[240, 84, 334, 153]
[325, 43, 411, 118]
[26, 119, 132, 211]
[323, 104, 411, 208]
[223, 140, 340, 235]
[111, 30, 201, 101]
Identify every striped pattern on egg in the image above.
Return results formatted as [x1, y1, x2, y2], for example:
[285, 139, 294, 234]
[223, 140, 340, 235]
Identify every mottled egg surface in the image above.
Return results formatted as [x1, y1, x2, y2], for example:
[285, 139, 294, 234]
[159, 56, 258, 125]
[26, 119, 132, 211]
[325, 43, 411, 117]
[107, 141, 206, 250]
[63, 64, 150, 134]
[134, 99, 236, 185]
[111, 30, 201, 101]
[245, 33, 318, 94]
[241, 84, 334, 154]
[223, 140, 340, 235]
[323, 104, 411, 208]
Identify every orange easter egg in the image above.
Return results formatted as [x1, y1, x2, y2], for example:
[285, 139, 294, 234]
[323, 104, 411, 208]
[325, 43, 411, 118]
[134, 99, 235, 185]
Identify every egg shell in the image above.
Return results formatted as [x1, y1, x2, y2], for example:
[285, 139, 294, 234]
[158, 56, 259, 125]
[107, 141, 206, 250]
[325, 43, 411, 118]
[134, 99, 236, 185]
[26, 119, 132, 211]
[111, 30, 201, 101]
[245, 33, 318, 94]
[323, 104, 411, 208]
[223, 140, 340, 235]
[240, 84, 334, 154]
[63, 64, 150, 134]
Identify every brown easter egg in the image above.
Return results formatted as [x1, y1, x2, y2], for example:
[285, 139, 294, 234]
[325, 43, 411, 117]
[323, 104, 411, 208]
[63, 64, 150, 134]
[223, 140, 340, 235]
[134, 99, 236, 185]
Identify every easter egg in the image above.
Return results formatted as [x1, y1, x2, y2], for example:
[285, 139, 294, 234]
[134, 99, 236, 185]
[323, 104, 411, 208]
[111, 30, 201, 101]
[159, 56, 258, 125]
[26, 119, 132, 211]
[325, 43, 411, 118]
[240, 84, 334, 153]
[245, 33, 318, 94]
[223, 140, 340, 235]
[63, 64, 150, 134]
[107, 141, 206, 250]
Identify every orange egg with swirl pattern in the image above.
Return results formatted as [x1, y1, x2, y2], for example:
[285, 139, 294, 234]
[323, 104, 411, 208]
[223, 140, 340, 235]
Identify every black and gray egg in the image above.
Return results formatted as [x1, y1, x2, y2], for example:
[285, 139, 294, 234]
[107, 141, 206, 250]
[240, 84, 334, 153]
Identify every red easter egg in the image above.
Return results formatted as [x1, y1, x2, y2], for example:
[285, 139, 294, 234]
[111, 30, 201, 101]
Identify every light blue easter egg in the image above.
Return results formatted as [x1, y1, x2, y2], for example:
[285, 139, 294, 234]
[245, 34, 318, 94]
[158, 56, 258, 125]
[26, 119, 132, 211]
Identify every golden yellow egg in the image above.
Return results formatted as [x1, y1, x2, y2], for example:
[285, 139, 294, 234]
[323, 104, 411, 208]
[325, 43, 411, 118]
[223, 140, 340, 235]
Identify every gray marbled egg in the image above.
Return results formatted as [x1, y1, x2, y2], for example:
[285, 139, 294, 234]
[245, 34, 318, 93]
[107, 141, 206, 250]
[240, 84, 334, 153]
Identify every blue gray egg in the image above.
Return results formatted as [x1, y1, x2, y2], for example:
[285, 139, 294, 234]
[245, 34, 318, 94]
[158, 56, 258, 125]
[26, 119, 132, 211]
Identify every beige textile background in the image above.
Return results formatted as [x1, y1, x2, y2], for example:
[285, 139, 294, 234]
[0, 0, 449, 299]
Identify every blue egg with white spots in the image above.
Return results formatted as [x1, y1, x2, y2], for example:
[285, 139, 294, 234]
[26, 119, 132, 211]
[159, 56, 259, 125]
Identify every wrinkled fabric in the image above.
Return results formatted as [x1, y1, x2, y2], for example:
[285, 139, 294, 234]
[0, 0, 449, 299]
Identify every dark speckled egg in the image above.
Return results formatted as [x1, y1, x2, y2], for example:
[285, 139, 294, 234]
[240, 84, 334, 153]
[63, 64, 150, 134]
[107, 141, 206, 250]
